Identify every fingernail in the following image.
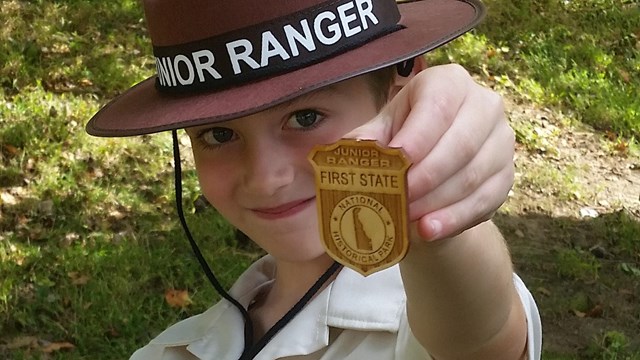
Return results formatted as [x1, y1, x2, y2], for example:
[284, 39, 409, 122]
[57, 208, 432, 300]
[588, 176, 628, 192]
[428, 219, 442, 238]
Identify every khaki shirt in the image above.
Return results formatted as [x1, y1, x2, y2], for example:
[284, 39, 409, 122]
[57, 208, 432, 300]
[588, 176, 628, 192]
[131, 256, 541, 359]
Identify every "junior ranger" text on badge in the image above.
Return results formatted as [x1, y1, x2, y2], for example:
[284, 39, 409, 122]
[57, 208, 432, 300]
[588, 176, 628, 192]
[308, 139, 411, 276]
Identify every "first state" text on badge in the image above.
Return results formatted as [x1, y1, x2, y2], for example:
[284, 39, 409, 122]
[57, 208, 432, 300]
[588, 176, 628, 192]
[315, 144, 404, 193]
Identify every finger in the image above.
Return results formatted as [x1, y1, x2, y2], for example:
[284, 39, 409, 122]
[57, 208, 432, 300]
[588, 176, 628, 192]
[413, 165, 514, 241]
[345, 64, 468, 150]
[387, 64, 470, 165]
[408, 121, 515, 219]
[406, 83, 505, 201]
[342, 109, 394, 144]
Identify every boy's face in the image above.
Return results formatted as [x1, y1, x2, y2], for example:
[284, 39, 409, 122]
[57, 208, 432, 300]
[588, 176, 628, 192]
[186, 75, 382, 263]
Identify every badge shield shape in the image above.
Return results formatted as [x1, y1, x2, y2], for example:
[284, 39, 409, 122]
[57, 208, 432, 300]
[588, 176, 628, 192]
[308, 139, 411, 276]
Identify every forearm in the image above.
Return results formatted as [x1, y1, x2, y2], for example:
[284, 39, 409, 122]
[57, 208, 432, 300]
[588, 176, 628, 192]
[400, 220, 527, 359]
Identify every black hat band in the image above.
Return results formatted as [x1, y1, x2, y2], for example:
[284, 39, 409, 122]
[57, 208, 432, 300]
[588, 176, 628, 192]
[153, 0, 402, 94]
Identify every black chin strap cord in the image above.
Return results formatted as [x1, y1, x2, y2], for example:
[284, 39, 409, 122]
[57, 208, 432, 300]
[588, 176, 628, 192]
[171, 130, 254, 354]
[240, 260, 342, 360]
[171, 130, 342, 359]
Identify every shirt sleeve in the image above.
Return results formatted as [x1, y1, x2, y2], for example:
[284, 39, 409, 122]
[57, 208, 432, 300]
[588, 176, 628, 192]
[396, 274, 542, 360]
[513, 273, 543, 360]
[395, 309, 434, 360]
[130, 344, 199, 360]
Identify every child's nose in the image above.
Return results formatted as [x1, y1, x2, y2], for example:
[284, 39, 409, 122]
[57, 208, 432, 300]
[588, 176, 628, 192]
[242, 140, 295, 196]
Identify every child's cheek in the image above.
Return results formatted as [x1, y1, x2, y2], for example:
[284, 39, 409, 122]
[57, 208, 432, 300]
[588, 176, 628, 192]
[193, 158, 234, 203]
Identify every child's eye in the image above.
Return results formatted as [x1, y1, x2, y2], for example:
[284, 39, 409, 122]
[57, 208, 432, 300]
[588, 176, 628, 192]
[200, 127, 237, 146]
[285, 110, 324, 130]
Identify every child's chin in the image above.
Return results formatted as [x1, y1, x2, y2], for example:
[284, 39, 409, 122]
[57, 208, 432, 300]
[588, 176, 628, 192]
[279, 249, 330, 264]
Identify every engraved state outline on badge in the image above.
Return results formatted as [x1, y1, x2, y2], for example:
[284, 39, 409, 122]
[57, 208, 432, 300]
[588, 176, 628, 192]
[329, 194, 395, 266]
[308, 139, 412, 276]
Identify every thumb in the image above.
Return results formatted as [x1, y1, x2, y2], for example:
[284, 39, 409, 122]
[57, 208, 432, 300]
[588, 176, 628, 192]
[341, 105, 397, 146]
[342, 82, 413, 146]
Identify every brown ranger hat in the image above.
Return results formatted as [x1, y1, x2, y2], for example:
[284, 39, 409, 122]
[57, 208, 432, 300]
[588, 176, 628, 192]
[86, 0, 485, 137]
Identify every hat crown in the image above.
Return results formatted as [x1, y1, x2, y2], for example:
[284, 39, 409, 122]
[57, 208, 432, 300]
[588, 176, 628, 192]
[87, 0, 486, 137]
[145, 0, 326, 46]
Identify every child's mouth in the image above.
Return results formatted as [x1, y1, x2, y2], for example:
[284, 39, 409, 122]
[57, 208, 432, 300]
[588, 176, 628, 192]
[252, 197, 315, 219]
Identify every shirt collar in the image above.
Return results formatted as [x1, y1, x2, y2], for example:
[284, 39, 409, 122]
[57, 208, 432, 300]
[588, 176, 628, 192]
[151, 255, 406, 359]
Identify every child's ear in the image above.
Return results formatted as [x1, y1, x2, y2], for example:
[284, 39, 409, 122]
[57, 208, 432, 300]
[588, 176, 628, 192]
[388, 56, 428, 99]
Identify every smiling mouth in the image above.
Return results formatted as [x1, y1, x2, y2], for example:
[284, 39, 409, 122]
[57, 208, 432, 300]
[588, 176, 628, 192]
[252, 198, 315, 218]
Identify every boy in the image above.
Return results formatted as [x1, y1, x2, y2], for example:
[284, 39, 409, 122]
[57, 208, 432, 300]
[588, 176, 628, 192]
[87, 0, 542, 359]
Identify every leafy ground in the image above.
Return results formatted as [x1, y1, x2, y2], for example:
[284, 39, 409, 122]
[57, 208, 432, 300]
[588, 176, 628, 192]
[1, 0, 639, 359]
[499, 99, 640, 358]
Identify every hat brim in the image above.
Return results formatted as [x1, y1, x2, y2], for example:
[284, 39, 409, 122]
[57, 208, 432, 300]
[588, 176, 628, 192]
[87, 0, 485, 137]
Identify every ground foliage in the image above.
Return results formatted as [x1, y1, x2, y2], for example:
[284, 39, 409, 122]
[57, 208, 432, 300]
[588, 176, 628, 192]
[0, 0, 639, 359]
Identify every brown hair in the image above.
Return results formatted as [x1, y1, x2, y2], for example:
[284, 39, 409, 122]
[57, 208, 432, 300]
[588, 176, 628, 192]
[366, 66, 397, 110]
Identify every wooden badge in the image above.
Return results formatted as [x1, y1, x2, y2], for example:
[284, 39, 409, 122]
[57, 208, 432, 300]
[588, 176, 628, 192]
[308, 139, 411, 276]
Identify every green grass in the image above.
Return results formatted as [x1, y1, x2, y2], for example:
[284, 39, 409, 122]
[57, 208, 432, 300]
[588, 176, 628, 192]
[428, 0, 640, 141]
[1, 0, 150, 97]
[0, 3, 260, 356]
[0, 83, 260, 358]
[1, 0, 639, 358]
[583, 331, 639, 360]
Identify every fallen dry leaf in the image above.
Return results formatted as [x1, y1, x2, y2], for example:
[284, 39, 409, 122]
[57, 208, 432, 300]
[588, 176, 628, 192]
[618, 288, 635, 297]
[536, 287, 552, 296]
[164, 289, 193, 308]
[68, 272, 91, 285]
[584, 304, 604, 318]
[3, 336, 38, 350]
[572, 304, 604, 318]
[613, 140, 629, 155]
[0, 192, 17, 206]
[618, 69, 631, 83]
[605, 130, 618, 141]
[2, 143, 19, 156]
[39, 340, 75, 353]
[572, 309, 586, 318]
[79, 78, 94, 87]
[105, 326, 120, 338]
[108, 209, 126, 220]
